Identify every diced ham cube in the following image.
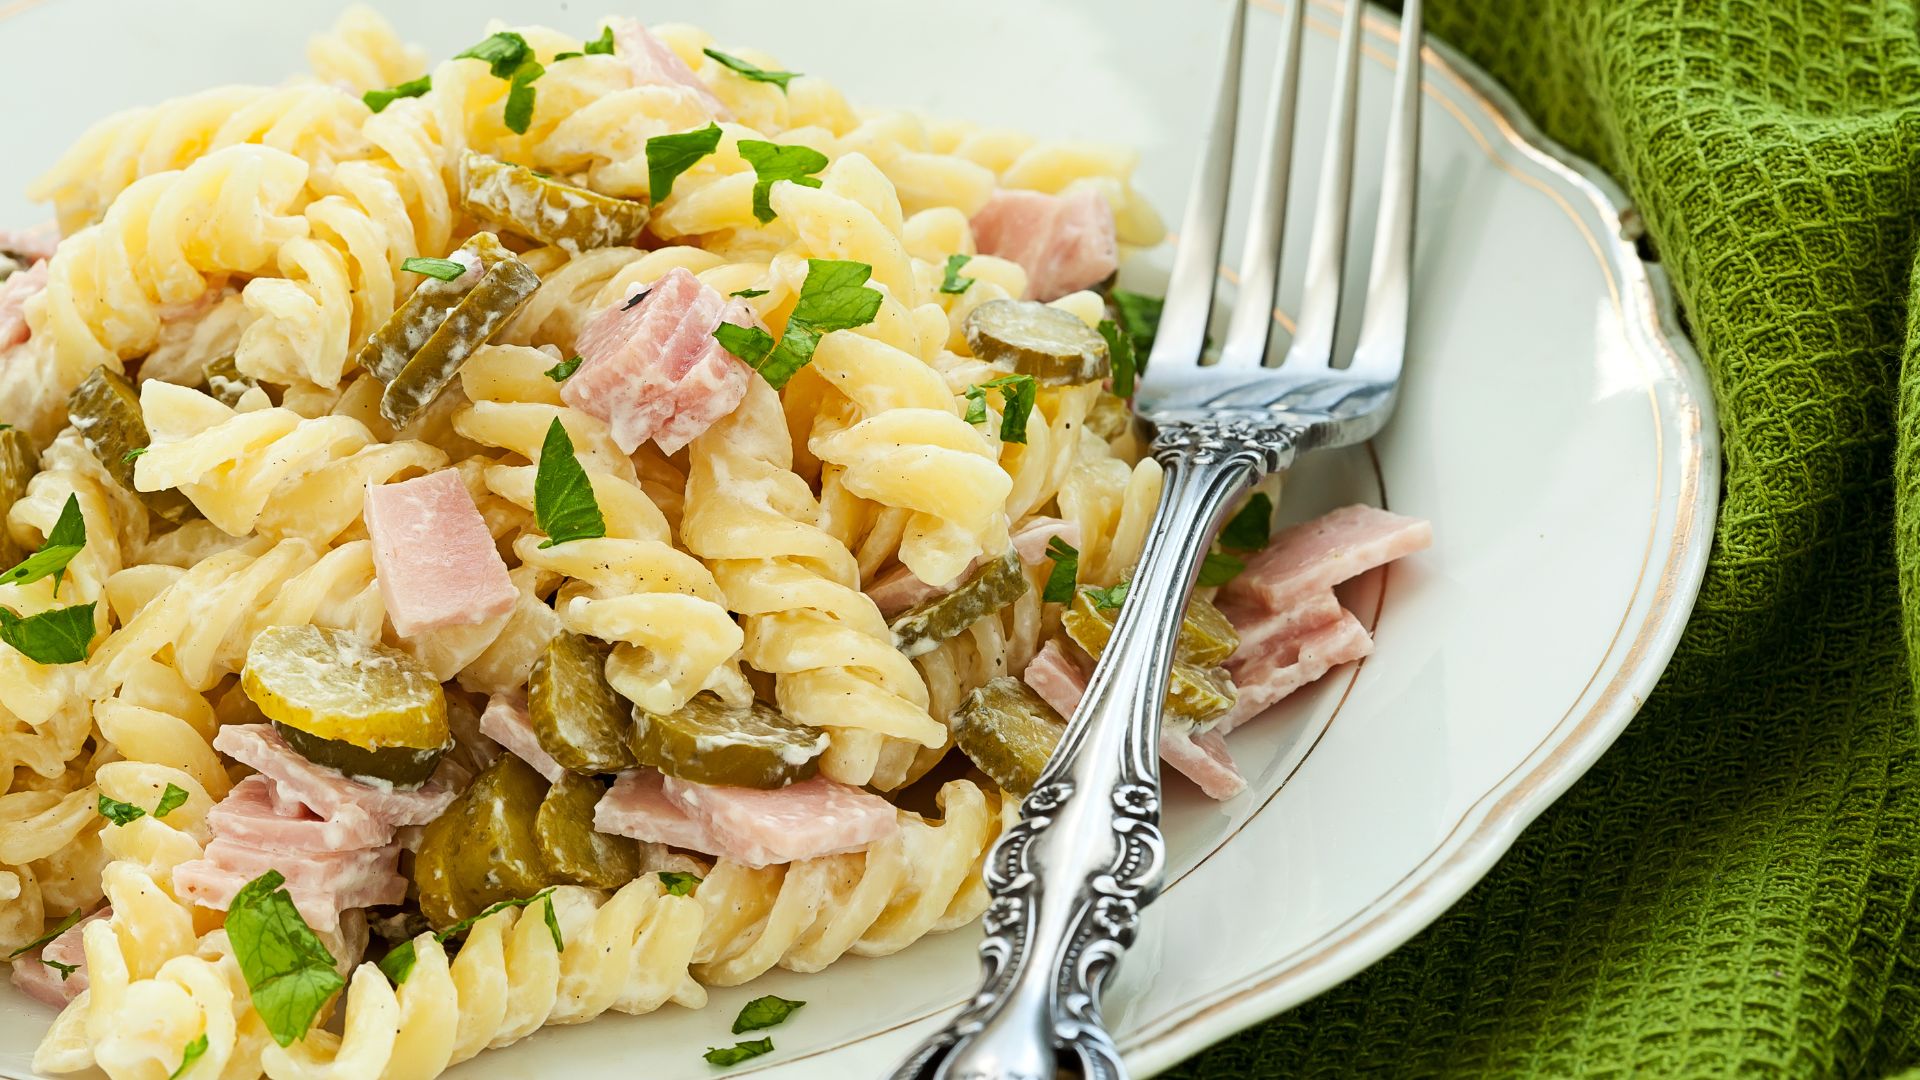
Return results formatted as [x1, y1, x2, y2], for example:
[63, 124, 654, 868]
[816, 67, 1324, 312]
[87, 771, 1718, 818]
[562, 267, 753, 455]
[970, 188, 1118, 302]
[173, 840, 405, 929]
[207, 774, 391, 853]
[0, 260, 49, 351]
[596, 769, 726, 855]
[213, 725, 458, 834]
[1023, 639, 1247, 800]
[1215, 589, 1345, 667]
[1219, 505, 1432, 616]
[610, 18, 732, 121]
[870, 518, 1081, 618]
[1218, 608, 1374, 734]
[478, 689, 564, 783]
[662, 775, 899, 868]
[10, 907, 107, 1008]
[365, 469, 516, 639]
[0, 223, 58, 263]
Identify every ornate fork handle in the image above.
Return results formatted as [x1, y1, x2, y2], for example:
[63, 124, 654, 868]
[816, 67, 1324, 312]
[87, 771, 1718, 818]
[893, 415, 1300, 1080]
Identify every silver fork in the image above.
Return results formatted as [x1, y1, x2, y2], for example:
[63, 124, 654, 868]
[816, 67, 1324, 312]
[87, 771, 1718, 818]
[891, 0, 1422, 1077]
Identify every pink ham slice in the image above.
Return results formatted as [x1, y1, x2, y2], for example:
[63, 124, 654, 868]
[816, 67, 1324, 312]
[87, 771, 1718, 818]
[174, 840, 405, 929]
[0, 260, 49, 351]
[970, 188, 1119, 302]
[213, 725, 458, 834]
[596, 769, 726, 856]
[1219, 504, 1432, 616]
[0, 223, 58, 263]
[478, 689, 564, 783]
[870, 518, 1081, 618]
[562, 267, 753, 455]
[10, 907, 107, 1008]
[610, 18, 732, 121]
[1022, 640, 1247, 800]
[207, 774, 392, 853]
[1219, 608, 1375, 734]
[365, 469, 516, 638]
[662, 775, 898, 868]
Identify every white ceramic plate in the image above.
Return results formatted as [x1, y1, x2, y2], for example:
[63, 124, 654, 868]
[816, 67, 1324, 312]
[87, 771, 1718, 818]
[0, 0, 1717, 1076]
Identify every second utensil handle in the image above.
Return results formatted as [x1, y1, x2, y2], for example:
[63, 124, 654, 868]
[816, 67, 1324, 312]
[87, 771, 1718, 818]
[892, 419, 1289, 1080]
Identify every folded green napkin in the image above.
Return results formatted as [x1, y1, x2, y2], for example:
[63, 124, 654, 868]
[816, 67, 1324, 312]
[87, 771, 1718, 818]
[1173, 0, 1920, 1075]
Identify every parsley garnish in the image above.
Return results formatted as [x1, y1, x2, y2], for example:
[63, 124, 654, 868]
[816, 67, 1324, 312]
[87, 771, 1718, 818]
[704, 1038, 774, 1067]
[552, 51, 582, 61]
[1198, 552, 1246, 587]
[503, 59, 545, 135]
[645, 123, 723, 204]
[401, 257, 467, 282]
[96, 794, 144, 826]
[730, 288, 768, 298]
[1085, 581, 1129, 611]
[732, 259, 884, 389]
[702, 48, 798, 92]
[453, 31, 531, 79]
[544, 355, 584, 382]
[964, 374, 1038, 444]
[1109, 289, 1163, 363]
[378, 888, 561, 985]
[733, 995, 805, 1033]
[8, 909, 82, 959]
[940, 253, 975, 294]
[227, 870, 346, 1047]
[0, 424, 12, 431]
[363, 75, 431, 114]
[122, 446, 147, 463]
[1043, 536, 1078, 604]
[1097, 317, 1137, 398]
[584, 26, 616, 55]
[0, 603, 96, 665]
[0, 493, 84, 594]
[658, 871, 702, 896]
[42, 958, 77, 980]
[737, 140, 828, 223]
[154, 783, 190, 819]
[533, 419, 606, 548]
[1219, 493, 1273, 552]
[713, 324, 775, 368]
[169, 1033, 208, 1080]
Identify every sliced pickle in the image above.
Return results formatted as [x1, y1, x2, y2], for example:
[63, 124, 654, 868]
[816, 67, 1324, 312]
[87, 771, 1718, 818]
[202, 354, 258, 407]
[535, 772, 641, 888]
[952, 677, 1064, 796]
[1085, 391, 1133, 441]
[414, 754, 555, 929]
[0, 428, 40, 567]
[963, 299, 1110, 386]
[1062, 587, 1239, 667]
[68, 367, 198, 524]
[242, 624, 451, 759]
[527, 631, 636, 774]
[272, 721, 446, 787]
[360, 232, 541, 429]
[629, 692, 827, 789]
[890, 549, 1029, 658]
[459, 152, 651, 255]
[1063, 590, 1238, 724]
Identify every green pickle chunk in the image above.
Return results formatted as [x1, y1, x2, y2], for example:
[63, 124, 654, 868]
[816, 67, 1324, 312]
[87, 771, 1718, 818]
[952, 677, 1065, 796]
[963, 299, 1111, 386]
[629, 692, 827, 789]
[0, 429, 40, 567]
[361, 232, 541, 429]
[536, 772, 642, 888]
[1063, 589, 1238, 724]
[459, 152, 651, 255]
[68, 367, 198, 524]
[202, 354, 258, 407]
[890, 549, 1029, 658]
[414, 754, 555, 929]
[528, 632, 637, 774]
[242, 625, 451, 784]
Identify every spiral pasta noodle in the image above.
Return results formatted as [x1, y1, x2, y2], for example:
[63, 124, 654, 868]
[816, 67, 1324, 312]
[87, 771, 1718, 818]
[307, 5, 428, 95]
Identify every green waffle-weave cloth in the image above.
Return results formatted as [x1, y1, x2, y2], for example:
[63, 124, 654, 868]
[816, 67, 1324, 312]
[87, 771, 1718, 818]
[1171, 0, 1920, 1075]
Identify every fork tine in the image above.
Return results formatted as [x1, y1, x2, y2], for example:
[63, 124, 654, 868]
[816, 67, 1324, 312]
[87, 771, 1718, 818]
[1348, 0, 1422, 380]
[1280, 0, 1365, 371]
[1147, 0, 1248, 372]
[1217, 0, 1307, 369]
